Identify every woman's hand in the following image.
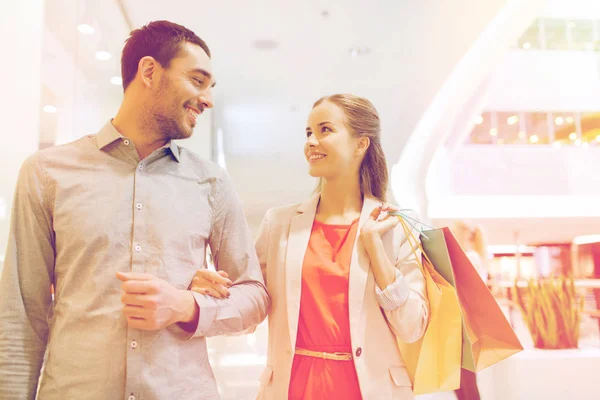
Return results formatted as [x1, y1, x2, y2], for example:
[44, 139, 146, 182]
[360, 204, 400, 244]
[189, 269, 233, 299]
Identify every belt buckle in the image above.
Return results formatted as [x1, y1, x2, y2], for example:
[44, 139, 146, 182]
[321, 351, 327, 360]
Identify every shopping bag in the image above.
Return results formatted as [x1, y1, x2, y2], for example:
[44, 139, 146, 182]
[421, 227, 523, 372]
[395, 218, 462, 394]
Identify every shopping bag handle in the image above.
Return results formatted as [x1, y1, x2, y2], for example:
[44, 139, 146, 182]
[388, 210, 435, 239]
[396, 216, 435, 275]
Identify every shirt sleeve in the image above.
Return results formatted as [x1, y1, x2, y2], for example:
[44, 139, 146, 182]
[183, 168, 270, 338]
[0, 153, 55, 399]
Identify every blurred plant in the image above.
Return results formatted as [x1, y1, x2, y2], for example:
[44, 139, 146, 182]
[513, 276, 583, 349]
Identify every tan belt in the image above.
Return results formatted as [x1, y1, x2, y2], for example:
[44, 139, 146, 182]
[294, 348, 353, 361]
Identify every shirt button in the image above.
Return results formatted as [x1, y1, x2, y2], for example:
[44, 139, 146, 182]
[355, 347, 362, 357]
[128, 394, 136, 400]
[123, 139, 130, 145]
[135, 245, 142, 252]
[138, 165, 144, 171]
[131, 340, 138, 349]
[136, 203, 142, 210]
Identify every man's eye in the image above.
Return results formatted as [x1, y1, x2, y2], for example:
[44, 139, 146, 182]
[194, 78, 204, 86]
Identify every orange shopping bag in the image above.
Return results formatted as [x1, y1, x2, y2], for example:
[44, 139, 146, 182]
[395, 218, 462, 394]
[421, 227, 523, 372]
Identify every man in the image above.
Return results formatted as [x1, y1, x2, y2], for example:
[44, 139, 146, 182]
[0, 20, 269, 400]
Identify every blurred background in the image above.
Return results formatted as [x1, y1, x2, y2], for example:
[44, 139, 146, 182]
[2, 0, 600, 398]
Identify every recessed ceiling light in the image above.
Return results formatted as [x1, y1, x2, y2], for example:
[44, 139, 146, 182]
[489, 128, 498, 137]
[569, 132, 577, 141]
[349, 47, 370, 58]
[474, 115, 483, 125]
[110, 76, 123, 86]
[553, 141, 562, 148]
[96, 51, 112, 61]
[77, 24, 95, 35]
[565, 116, 574, 124]
[252, 40, 279, 51]
[507, 115, 519, 125]
[522, 42, 531, 50]
[518, 131, 526, 139]
[43, 105, 57, 113]
[529, 134, 539, 144]
[555, 116, 564, 125]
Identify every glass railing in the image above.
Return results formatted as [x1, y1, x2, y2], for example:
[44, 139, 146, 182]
[469, 111, 600, 146]
[516, 18, 600, 51]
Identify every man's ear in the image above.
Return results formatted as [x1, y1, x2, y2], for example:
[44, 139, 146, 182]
[138, 56, 159, 88]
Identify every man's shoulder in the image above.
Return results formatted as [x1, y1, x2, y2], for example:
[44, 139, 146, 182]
[23, 135, 95, 170]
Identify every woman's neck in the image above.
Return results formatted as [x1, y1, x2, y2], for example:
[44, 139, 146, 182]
[315, 178, 363, 224]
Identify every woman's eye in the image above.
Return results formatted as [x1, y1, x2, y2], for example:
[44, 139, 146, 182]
[306, 131, 312, 137]
[322, 126, 331, 133]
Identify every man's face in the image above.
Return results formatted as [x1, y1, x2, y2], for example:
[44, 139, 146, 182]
[151, 42, 215, 140]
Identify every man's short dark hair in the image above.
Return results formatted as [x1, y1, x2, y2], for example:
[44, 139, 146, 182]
[121, 20, 211, 91]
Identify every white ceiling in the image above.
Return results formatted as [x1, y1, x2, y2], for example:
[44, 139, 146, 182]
[38, 0, 600, 245]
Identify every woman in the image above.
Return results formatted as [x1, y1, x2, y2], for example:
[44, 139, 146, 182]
[193, 94, 429, 399]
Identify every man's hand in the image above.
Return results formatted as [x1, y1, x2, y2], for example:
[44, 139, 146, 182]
[116, 272, 198, 330]
[190, 269, 232, 299]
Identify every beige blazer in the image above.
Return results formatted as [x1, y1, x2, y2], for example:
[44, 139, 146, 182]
[255, 195, 429, 399]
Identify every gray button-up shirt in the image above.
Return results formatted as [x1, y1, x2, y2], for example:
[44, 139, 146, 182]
[0, 121, 269, 399]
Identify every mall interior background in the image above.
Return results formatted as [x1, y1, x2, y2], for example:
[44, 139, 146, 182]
[1, 0, 600, 398]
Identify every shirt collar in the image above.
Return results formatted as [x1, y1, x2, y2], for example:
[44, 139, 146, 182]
[96, 120, 181, 163]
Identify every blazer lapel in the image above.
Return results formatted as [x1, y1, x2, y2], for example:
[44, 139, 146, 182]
[348, 196, 381, 344]
[285, 194, 319, 351]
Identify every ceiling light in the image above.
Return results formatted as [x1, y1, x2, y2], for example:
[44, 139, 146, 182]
[349, 47, 370, 58]
[596, 135, 600, 142]
[77, 24, 95, 35]
[555, 116, 564, 125]
[474, 115, 483, 125]
[529, 135, 539, 144]
[110, 76, 123, 86]
[565, 116, 574, 123]
[96, 51, 112, 61]
[252, 40, 279, 51]
[489, 128, 497, 136]
[518, 131, 526, 139]
[569, 132, 577, 141]
[522, 42, 531, 50]
[43, 105, 57, 113]
[507, 115, 519, 125]
[553, 141, 562, 148]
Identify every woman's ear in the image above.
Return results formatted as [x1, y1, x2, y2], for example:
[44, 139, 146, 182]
[356, 136, 371, 155]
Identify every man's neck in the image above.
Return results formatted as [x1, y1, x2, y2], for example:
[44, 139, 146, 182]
[112, 103, 168, 160]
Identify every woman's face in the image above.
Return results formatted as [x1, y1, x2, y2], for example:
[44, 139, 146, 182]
[304, 101, 362, 179]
